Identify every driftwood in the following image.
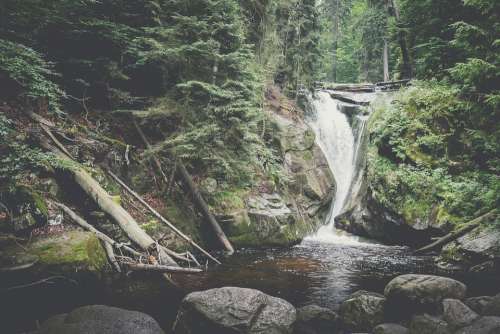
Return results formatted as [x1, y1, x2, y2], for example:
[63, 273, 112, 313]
[106, 170, 221, 264]
[414, 210, 497, 255]
[124, 263, 202, 274]
[176, 162, 235, 254]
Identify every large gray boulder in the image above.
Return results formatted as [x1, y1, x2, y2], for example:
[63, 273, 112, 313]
[38, 305, 164, 334]
[409, 314, 451, 334]
[339, 290, 386, 332]
[173, 287, 296, 334]
[384, 274, 466, 314]
[373, 323, 409, 334]
[295, 304, 339, 334]
[455, 316, 500, 334]
[442, 298, 479, 329]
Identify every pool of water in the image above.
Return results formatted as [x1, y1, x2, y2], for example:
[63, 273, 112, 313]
[2, 238, 499, 333]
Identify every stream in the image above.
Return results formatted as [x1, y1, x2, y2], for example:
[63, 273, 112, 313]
[3, 91, 499, 333]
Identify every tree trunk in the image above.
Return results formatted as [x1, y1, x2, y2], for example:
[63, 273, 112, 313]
[38, 139, 178, 266]
[176, 163, 235, 254]
[383, 39, 390, 82]
[388, 0, 412, 79]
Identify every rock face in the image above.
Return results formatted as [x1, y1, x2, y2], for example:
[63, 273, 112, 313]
[439, 226, 500, 272]
[173, 287, 296, 334]
[373, 323, 409, 334]
[384, 275, 466, 315]
[295, 304, 339, 334]
[442, 299, 479, 328]
[222, 103, 335, 248]
[339, 290, 386, 332]
[37, 305, 164, 334]
[335, 193, 443, 247]
[455, 316, 500, 334]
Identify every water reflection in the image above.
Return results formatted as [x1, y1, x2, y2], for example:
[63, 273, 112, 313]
[175, 239, 438, 309]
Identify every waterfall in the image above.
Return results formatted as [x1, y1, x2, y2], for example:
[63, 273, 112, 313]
[304, 91, 371, 245]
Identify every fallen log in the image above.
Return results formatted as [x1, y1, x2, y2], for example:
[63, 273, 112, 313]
[37, 137, 178, 267]
[103, 241, 121, 272]
[106, 170, 221, 264]
[328, 93, 370, 106]
[414, 210, 497, 255]
[133, 122, 234, 255]
[54, 202, 142, 258]
[176, 162, 235, 254]
[124, 263, 203, 274]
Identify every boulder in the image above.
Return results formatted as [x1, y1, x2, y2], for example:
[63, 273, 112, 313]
[373, 323, 409, 334]
[173, 287, 296, 334]
[409, 314, 451, 334]
[465, 296, 495, 315]
[483, 294, 500, 316]
[455, 316, 500, 334]
[38, 305, 164, 334]
[442, 299, 479, 328]
[384, 274, 466, 314]
[339, 290, 386, 332]
[295, 304, 339, 334]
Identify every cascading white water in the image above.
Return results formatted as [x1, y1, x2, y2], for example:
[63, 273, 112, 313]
[305, 91, 369, 245]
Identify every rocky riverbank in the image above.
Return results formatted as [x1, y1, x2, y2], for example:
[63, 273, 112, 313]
[33, 273, 500, 334]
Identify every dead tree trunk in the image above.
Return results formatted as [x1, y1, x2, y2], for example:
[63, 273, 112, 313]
[38, 138, 178, 266]
[176, 163, 235, 254]
[383, 39, 390, 82]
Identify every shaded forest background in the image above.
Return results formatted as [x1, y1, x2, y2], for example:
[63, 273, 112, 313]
[0, 0, 498, 226]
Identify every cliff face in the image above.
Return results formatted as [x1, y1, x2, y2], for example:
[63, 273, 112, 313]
[219, 87, 335, 247]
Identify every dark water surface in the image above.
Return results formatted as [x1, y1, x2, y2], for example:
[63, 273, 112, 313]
[2, 239, 499, 333]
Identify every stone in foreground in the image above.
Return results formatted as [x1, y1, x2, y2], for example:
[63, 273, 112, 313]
[38, 305, 164, 334]
[295, 304, 339, 334]
[442, 298, 479, 328]
[373, 323, 409, 334]
[173, 287, 296, 334]
[455, 316, 500, 334]
[384, 274, 466, 314]
[409, 314, 451, 334]
[339, 290, 386, 332]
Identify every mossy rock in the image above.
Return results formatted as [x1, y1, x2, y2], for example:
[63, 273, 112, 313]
[29, 230, 108, 272]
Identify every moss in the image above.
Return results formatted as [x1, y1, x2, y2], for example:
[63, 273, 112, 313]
[142, 219, 161, 235]
[30, 230, 107, 271]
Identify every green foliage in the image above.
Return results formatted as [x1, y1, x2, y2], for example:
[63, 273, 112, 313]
[0, 114, 70, 187]
[368, 82, 500, 225]
[0, 39, 63, 112]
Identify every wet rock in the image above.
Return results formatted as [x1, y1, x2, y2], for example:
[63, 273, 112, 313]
[295, 304, 339, 334]
[339, 290, 386, 332]
[465, 296, 495, 315]
[173, 287, 296, 334]
[455, 316, 500, 334]
[384, 274, 466, 314]
[482, 294, 500, 316]
[457, 227, 500, 258]
[409, 314, 451, 334]
[373, 323, 409, 334]
[38, 305, 164, 334]
[442, 298, 479, 328]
